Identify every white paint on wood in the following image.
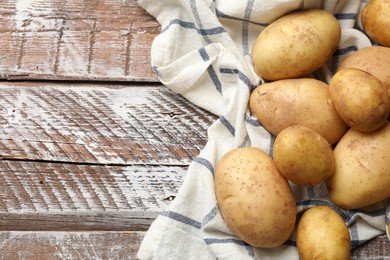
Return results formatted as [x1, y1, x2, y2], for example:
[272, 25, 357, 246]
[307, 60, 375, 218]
[2, 0, 160, 81]
[4, 88, 27, 124]
[15, 0, 35, 30]
[0, 231, 146, 259]
[109, 87, 157, 131]
[58, 31, 91, 75]
[1, 161, 185, 214]
[0, 83, 213, 165]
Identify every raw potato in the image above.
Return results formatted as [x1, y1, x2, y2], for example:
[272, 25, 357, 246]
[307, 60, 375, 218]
[249, 78, 348, 145]
[329, 68, 390, 132]
[337, 46, 390, 100]
[215, 147, 296, 248]
[252, 9, 341, 80]
[326, 122, 390, 209]
[273, 126, 335, 186]
[388, 221, 390, 237]
[297, 206, 350, 260]
[362, 0, 390, 47]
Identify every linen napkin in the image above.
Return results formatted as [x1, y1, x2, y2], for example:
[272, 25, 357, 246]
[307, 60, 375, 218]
[136, 0, 389, 259]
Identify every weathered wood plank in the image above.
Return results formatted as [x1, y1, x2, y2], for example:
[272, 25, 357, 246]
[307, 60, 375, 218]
[0, 161, 185, 230]
[0, 232, 388, 259]
[0, 231, 144, 259]
[0, 81, 216, 165]
[0, 0, 160, 81]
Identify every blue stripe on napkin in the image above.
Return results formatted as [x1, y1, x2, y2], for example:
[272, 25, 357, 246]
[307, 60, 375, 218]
[162, 210, 202, 229]
[193, 157, 215, 175]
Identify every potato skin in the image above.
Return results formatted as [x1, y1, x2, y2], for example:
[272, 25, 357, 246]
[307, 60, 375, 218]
[215, 147, 296, 248]
[388, 221, 390, 237]
[362, 0, 390, 47]
[297, 206, 350, 260]
[337, 46, 390, 101]
[273, 126, 335, 186]
[252, 9, 341, 80]
[326, 122, 390, 209]
[329, 68, 390, 132]
[249, 78, 348, 145]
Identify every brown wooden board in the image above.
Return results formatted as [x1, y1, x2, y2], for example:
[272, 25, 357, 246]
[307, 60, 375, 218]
[0, 81, 217, 165]
[0, 161, 185, 231]
[0, 81, 216, 230]
[0, 231, 145, 259]
[0, 0, 160, 81]
[0, 232, 388, 259]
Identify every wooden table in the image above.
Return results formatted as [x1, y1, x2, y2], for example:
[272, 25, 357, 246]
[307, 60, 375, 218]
[0, 1, 388, 259]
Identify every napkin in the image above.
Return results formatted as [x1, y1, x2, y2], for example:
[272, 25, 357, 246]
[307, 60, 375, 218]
[136, 0, 389, 259]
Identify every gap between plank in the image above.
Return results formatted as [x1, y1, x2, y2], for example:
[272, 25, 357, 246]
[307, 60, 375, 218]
[0, 157, 190, 168]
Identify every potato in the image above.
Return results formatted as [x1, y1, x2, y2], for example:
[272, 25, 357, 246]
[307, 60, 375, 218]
[297, 206, 350, 260]
[273, 126, 335, 186]
[337, 46, 390, 100]
[329, 68, 390, 132]
[215, 147, 296, 248]
[249, 78, 348, 145]
[388, 221, 390, 237]
[362, 0, 390, 47]
[252, 9, 341, 81]
[326, 122, 390, 209]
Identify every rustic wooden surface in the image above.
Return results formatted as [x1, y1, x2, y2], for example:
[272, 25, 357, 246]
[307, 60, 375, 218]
[0, 0, 389, 259]
[0, 82, 214, 164]
[0, 231, 145, 259]
[0, 0, 160, 81]
[0, 161, 186, 231]
[0, 81, 216, 232]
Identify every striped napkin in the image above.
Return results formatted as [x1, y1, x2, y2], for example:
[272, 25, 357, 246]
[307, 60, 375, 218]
[136, 0, 389, 259]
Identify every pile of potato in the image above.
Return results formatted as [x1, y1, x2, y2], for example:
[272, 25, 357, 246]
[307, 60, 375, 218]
[214, 1, 390, 258]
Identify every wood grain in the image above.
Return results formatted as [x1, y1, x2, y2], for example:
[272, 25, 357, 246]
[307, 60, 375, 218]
[0, 232, 388, 259]
[0, 81, 216, 165]
[0, 161, 185, 231]
[0, 0, 160, 81]
[0, 81, 216, 230]
[0, 231, 145, 259]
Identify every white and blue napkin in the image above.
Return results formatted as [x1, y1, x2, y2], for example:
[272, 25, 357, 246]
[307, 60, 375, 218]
[136, 0, 389, 259]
